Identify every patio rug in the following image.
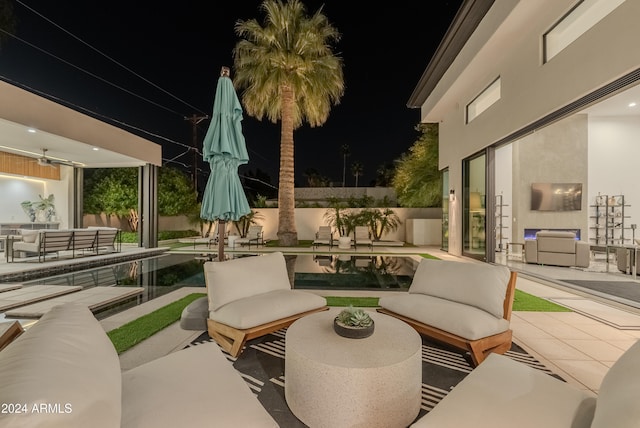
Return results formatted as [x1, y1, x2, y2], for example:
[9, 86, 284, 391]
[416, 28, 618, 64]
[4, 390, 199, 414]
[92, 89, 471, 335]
[186, 329, 561, 427]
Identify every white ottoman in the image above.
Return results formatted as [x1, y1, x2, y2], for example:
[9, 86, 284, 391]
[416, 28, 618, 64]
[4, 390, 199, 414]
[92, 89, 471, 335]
[285, 309, 422, 428]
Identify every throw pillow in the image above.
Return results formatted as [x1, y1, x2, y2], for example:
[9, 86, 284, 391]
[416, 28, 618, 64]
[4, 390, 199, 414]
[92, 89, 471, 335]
[20, 229, 39, 243]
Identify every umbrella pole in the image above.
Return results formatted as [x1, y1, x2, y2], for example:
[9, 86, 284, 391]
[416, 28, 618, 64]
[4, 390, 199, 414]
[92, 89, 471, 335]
[217, 220, 225, 261]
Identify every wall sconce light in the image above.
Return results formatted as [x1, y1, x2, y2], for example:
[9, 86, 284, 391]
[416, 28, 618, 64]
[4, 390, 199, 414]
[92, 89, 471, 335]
[449, 189, 455, 202]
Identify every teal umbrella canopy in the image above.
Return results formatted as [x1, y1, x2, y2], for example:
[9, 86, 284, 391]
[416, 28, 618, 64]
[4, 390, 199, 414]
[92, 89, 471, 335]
[200, 70, 251, 222]
[200, 67, 251, 260]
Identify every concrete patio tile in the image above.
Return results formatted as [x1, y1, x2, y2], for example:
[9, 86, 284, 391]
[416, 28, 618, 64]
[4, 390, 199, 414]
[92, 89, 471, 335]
[564, 339, 626, 361]
[552, 359, 610, 393]
[521, 338, 591, 360]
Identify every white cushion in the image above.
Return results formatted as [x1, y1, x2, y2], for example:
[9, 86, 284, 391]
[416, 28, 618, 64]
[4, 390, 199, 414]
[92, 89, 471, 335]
[591, 339, 640, 428]
[378, 294, 510, 340]
[411, 353, 596, 428]
[210, 289, 327, 329]
[20, 229, 39, 243]
[408, 259, 510, 318]
[0, 303, 121, 428]
[204, 252, 291, 311]
[121, 342, 278, 428]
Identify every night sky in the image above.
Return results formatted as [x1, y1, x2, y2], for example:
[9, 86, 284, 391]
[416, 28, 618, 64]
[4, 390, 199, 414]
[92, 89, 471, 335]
[0, 0, 463, 194]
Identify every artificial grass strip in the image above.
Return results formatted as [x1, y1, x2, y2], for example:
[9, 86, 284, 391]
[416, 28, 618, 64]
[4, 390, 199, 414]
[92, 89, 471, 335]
[513, 289, 572, 312]
[419, 253, 440, 259]
[325, 296, 380, 307]
[107, 293, 206, 354]
[325, 290, 571, 313]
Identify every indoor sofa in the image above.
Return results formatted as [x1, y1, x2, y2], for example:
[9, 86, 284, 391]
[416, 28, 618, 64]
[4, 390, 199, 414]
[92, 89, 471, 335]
[0, 303, 278, 428]
[524, 230, 590, 268]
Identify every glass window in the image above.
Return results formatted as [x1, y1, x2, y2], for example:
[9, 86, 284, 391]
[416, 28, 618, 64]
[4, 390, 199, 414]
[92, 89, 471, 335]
[466, 78, 501, 123]
[463, 154, 486, 260]
[442, 169, 449, 252]
[544, 0, 626, 62]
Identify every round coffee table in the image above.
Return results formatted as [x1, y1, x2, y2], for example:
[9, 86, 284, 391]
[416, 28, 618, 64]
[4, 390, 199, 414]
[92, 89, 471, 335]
[285, 309, 422, 428]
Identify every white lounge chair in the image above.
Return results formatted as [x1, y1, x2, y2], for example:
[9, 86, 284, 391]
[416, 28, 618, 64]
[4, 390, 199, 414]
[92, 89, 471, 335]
[354, 226, 373, 250]
[313, 226, 334, 250]
[204, 252, 328, 357]
[233, 225, 264, 249]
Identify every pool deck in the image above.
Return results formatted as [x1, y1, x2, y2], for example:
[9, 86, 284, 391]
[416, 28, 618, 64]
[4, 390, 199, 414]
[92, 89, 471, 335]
[2, 242, 640, 395]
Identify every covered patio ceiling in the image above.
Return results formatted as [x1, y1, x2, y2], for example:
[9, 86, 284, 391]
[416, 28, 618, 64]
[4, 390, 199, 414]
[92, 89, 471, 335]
[0, 80, 161, 169]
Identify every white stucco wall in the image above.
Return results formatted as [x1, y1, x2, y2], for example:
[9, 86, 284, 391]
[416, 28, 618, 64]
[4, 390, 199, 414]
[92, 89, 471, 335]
[588, 115, 640, 238]
[422, 0, 640, 255]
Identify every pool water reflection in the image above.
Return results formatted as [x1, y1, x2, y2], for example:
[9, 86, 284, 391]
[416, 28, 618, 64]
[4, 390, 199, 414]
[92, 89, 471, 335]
[20, 253, 419, 317]
[294, 254, 418, 290]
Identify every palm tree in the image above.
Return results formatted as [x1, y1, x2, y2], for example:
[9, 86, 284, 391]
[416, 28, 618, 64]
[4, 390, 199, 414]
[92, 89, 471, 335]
[351, 161, 363, 187]
[340, 144, 350, 187]
[233, 0, 344, 246]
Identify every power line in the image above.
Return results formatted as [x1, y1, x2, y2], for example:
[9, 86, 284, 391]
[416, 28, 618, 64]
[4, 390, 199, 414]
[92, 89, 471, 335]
[0, 7, 279, 178]
[0, 28, 187, 118]
[14, 0, 207, 116]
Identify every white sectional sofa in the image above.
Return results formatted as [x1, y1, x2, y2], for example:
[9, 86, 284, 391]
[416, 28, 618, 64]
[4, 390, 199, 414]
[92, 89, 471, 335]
[0, 303, 278, 428]
[411, 339, 640, 428]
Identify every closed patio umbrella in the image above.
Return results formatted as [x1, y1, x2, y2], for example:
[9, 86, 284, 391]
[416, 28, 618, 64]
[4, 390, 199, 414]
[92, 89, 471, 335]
[200, 66, 251, 261]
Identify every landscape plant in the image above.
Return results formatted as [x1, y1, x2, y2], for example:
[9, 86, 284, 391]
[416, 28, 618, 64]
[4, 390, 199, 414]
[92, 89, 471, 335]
[323, 200, 366, 237]
[233, 0, 344, 246]
[84, 166, 197, 231]
[232, 209, 264, 237]
[360, 207, 401, 241]
[393, 123, 442, 207]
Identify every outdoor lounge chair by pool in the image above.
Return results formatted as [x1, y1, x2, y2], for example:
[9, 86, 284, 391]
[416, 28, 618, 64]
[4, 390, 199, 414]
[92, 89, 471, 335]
[312, 225, 334, 250]
[354, 226, 373, 250]
[233, 225, 264, 249]
[204, 251, 328, 357]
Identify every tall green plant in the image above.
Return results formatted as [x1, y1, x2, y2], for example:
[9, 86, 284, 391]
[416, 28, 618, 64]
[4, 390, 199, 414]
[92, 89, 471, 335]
[232, 210, 264, 237]
[323, 199, 366, 237]
[393, 123, 441, 207]
[361, 208, 401, 241]
[233, 0, 344, 246]
[323, 201, 349, 237]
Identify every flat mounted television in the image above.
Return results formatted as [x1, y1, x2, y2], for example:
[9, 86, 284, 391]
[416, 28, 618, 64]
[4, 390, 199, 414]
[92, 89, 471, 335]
[530, 183, 582, 211]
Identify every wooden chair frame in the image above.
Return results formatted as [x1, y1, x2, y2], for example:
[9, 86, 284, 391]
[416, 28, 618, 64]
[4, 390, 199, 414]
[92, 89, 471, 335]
[0, 321, 24, 352]
[208, 306, 329, 358]
[378, 271, 517, 366]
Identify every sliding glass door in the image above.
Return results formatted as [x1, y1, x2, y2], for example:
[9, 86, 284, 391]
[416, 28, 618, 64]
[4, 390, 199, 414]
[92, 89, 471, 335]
[463, 154, 486, 260]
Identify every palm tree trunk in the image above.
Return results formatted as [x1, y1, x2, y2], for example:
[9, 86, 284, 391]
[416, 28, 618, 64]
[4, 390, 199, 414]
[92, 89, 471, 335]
[277, 85, 298, 246]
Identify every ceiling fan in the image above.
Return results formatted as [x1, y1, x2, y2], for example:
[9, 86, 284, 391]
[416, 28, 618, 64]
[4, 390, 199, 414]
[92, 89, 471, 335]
[36, 149, 74, 167]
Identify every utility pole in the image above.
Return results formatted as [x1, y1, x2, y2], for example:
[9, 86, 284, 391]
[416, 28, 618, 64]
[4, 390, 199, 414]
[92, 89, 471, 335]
[340, 144, 350, 187]
[184, 114, 208, 196]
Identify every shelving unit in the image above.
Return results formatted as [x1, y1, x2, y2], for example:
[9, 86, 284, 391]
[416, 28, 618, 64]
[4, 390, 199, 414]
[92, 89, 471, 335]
[495, 195, 509, 252]
[590, 194, 631, 246]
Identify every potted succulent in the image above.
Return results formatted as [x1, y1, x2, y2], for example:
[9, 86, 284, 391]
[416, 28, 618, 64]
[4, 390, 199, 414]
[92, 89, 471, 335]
[333, 306, 375, 339]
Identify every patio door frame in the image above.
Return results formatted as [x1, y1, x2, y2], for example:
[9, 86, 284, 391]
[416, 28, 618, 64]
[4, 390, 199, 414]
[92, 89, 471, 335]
[462, 148, 496, 262]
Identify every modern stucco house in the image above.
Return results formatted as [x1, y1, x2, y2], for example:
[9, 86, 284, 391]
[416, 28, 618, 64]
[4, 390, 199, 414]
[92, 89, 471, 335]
[0, 79, 162, 247]
[410, 0, 640, 262]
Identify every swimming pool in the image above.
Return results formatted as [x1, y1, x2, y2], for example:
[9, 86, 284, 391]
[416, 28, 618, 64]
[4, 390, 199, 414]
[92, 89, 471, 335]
[20, 252, 419, 317]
